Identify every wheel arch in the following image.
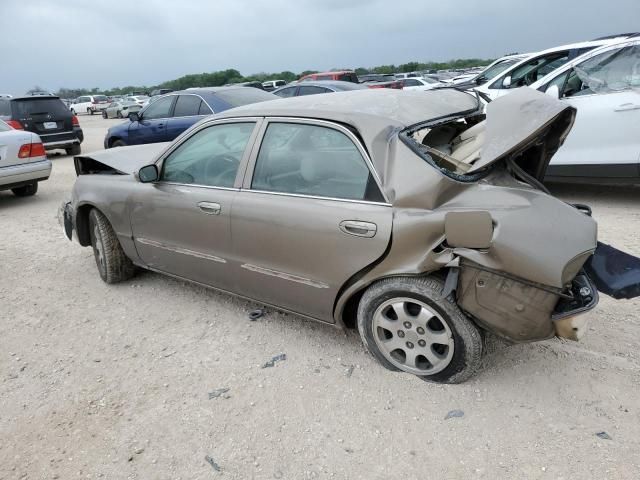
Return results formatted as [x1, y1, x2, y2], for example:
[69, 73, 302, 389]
[336, 270, 448, 330]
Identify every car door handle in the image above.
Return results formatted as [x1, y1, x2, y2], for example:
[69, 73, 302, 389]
[614, 103, 640, 112]
[339, 220, 377, 238]
[197, 202, 221, 215]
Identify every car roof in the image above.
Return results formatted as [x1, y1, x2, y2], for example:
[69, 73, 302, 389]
[215, 89, 479, 174]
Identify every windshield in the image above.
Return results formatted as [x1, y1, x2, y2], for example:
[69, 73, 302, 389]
[476, 59, 519, 83]
[13, 98, 69, 117]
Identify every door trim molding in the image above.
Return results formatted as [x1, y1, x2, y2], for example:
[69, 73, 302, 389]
[136, 237, 227, 263]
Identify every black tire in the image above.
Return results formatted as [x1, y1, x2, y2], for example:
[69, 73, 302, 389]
[88, 208, 136, 284]
[116, 110, 123, 119]
[111, 139, 127, 148]
[65, 144, 81, 156]
[88, 108, 93, 115]
[102, 111, 108, 119]
[357, 276, 483, 384]
[11, 182, 38, 197]
[70, 109, 76, 115]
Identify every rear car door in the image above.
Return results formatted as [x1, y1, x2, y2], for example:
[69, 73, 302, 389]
[165, 94, 210, 141]
[127, 95, 175, 145]
[544, 43, 640, 179]
[129, 119, 260, 291]
[231, 119, 392, 322]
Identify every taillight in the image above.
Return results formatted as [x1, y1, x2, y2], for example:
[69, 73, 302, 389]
[72, 115, 80, 126]
[18, 142, 46, 158]
[6, 120, 23, 130]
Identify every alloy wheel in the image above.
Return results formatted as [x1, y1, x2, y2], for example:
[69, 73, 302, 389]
[372, 297, 454, 375]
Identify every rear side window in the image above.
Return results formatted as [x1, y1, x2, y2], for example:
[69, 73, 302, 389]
[0, 99, 11, 116]
[13, 98, 69, 118]
[298, 86, 330, 96]
[251, 122, 384, 202]
[173, 95, 203, 117]
[274, 86, 297, 98]
[94, 95, 108, 102]
[198, 102, 213, 115]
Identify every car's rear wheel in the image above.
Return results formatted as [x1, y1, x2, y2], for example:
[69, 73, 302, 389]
[89, 209, 136, 284]
[88, 108, 93, 115]
[102, 111, 108, 119]
[116, 111, 123, 118]
[65, 144, 81, 156]
[357, 276, 482, 384]
[70, 108, 76, 115]
[11, 182, 38, 197]
[111, 139, 127, 148]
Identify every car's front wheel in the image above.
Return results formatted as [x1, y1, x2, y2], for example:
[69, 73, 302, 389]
[102, 111, 108, 119]
[116, 110, 123, 118]
[11, 182, 38, 197]
[357, 276, 482, 384]
[111, 139, 127, 148]
[88, 108, 93, 115]
[89, 208, 136, 284]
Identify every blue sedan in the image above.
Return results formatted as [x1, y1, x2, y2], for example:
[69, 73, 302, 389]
[104, 87, 278, 148]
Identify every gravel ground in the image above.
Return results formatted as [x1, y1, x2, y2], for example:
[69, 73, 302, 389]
[1, 115, 639, 479]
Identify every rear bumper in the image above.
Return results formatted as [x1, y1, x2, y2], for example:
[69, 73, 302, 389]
[0, 159, 52, 189]
[40, 128, 83, 150]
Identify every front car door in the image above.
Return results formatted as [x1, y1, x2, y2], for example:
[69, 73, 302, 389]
[542, 42, 640, 180]
[129, 119, 261, 291]
[127, 95, 175, 145]
[230, 119, 392, 322]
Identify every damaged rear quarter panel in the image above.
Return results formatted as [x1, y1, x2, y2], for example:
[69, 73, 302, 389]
[335, 139, 597, 341]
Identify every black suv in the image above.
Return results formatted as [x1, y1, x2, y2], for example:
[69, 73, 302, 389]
[0, 96, 84, 155]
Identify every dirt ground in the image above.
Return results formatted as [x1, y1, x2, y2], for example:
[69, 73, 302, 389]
[1, 114, 639, 480]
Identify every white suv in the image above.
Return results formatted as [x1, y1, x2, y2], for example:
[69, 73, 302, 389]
[475, 35, 638, 101]
[529, 37, 640, 182]
[70, 95, 109, 115]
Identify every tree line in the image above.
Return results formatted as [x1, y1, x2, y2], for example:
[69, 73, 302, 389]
[48, 58, 493, 98]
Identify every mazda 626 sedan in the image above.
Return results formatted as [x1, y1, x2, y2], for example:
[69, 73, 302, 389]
[61, 88, 640, 383]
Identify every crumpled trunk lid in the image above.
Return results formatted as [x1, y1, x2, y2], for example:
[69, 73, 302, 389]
[466, 88, 576, 181]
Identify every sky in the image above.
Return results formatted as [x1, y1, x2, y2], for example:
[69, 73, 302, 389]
[1, 0, 639, 95]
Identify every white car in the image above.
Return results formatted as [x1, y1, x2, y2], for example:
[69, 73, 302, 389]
[70, 95, 109, 115]
[0, 120, 51, 197]
[528, 37, 640, 182]
[475, 35, 638, 101]
[399, 77, 442, 91]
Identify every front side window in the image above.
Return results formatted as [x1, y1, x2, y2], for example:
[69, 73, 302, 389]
[251, 122, 384, 202]
[298, 86, 330, 96]
[545, 45, 640, 97]
[142, 96, 174, 120]
[494, 52, 571, 89]
[173, 95, 202, 117]
[274, 86, 297, 98]
[161, 122, 255, 187]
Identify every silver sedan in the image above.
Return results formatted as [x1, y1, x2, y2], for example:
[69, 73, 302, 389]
[102, 101, 142, 119]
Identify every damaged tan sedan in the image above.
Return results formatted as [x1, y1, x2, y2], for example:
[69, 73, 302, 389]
[61, 88, 640, 383]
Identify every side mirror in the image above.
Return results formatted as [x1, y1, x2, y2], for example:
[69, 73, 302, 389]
[129, 112, 140, 122]
[502, 76, 512, 88]
[475, 76, 485, 85]
[137, 164, 158, 183]
[545, 84, 560, 99]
